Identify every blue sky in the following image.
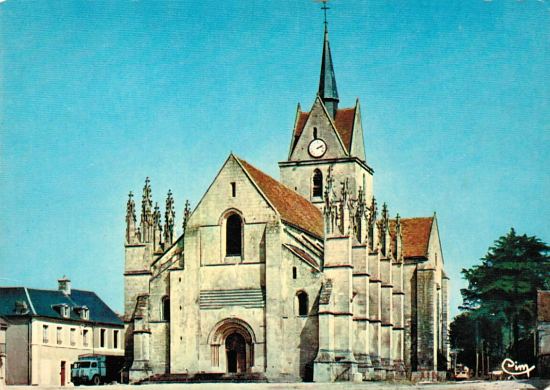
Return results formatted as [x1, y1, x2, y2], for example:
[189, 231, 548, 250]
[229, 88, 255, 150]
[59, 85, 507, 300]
[0, 0, 548, 318]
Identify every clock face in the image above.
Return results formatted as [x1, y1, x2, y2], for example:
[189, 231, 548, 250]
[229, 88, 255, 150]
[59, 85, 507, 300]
[308, 139, 327, 158]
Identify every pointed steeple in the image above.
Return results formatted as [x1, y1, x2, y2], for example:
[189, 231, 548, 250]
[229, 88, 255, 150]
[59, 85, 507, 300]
[318, 23, 339, 119]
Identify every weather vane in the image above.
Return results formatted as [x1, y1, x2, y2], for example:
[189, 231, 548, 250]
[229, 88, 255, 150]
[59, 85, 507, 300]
[315, 0, 331, 29]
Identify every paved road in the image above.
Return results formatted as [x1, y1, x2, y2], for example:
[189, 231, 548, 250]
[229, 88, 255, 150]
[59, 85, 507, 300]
[5, 379, 550, 390]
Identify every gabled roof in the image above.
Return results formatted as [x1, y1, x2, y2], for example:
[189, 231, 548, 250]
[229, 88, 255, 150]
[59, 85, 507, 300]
[0, 287, 123, 326]
[292, 107, 356, 154]
[235, 156, 324, 238]
[538, 290, 550, 322]
[390, 217, 434, 259]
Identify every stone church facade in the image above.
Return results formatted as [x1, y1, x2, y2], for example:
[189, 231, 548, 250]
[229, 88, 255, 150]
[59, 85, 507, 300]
[123, 24, 450, 383]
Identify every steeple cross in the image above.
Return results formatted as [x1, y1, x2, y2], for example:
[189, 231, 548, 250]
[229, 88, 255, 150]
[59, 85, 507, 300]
[316, 0, 331, 30]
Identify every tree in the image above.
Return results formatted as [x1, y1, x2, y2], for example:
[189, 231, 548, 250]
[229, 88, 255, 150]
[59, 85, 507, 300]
[454, 228, 549, 369]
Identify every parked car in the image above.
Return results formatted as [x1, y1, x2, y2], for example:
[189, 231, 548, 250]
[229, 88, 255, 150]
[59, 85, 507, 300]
[71, 354, 125, 385]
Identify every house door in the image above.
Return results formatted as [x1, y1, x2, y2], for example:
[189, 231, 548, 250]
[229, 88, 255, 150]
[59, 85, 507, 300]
[225, 333, 246, 373]
[60, 361, 66, 386]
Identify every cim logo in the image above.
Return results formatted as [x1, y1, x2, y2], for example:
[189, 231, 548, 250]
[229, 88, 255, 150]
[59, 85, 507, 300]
[501, 358, 535, 378]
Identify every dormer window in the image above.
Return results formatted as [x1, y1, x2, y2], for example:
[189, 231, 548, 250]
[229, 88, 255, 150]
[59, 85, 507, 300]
[14, 300, 29, 315]
[53, 303, 70, 318]
[74, 306, 89, 320]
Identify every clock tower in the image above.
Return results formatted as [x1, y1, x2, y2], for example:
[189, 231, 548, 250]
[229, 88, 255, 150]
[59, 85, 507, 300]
[279, 23, 374, 210]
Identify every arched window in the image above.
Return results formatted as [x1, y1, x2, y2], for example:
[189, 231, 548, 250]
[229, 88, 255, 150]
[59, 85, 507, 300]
[312, 169, 323, 198]
[297, 291, 309, 316]
[162, 296, 170, 321]
[226, 213, 242, 256]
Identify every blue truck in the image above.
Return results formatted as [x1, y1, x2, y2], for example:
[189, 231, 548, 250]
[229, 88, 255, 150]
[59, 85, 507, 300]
[70, 354, 125, 385]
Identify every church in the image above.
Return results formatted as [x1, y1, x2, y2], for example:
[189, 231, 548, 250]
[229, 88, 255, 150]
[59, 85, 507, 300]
[123, 17, 450, 383]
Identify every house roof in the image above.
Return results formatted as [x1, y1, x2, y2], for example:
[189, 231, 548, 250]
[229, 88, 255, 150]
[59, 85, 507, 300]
[538, 290, 550, 322]
[0, 287, 123, 326]
[236, 157, 324, 239]
[293, 107, 356, 153]
[390, 217, 434, 259]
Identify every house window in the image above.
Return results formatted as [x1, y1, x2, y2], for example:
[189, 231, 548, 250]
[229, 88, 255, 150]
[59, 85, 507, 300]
[79, 306, 89, 320]
[70, 328, 76, 346]
[297, 291, 309, 316]
[63, 305, 69, 318]
[114, 330, 119, 349]
[100, 329, 106, 348]
[226, 213, 242, 257]
[43, 325, 49, 344]
[292, 266, 297, 280]
[57, 327, 63, 345]
[312, 169, 323, 198]
[83, 329, 89, 347]
[162, 296, 170, 321]
[231, 182, 236, 197]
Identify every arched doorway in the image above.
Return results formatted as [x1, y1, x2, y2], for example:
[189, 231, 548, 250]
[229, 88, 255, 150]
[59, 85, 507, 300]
[225, 332, 246, 373]
[208, 318, 256, 374]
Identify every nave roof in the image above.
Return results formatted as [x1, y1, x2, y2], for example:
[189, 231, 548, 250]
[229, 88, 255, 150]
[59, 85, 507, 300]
[390, 216, 435, 259]
[235, 156, 324, 239]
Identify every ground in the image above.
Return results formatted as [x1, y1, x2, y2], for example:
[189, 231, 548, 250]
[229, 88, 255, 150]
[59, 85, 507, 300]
[6, 379, 550, 390]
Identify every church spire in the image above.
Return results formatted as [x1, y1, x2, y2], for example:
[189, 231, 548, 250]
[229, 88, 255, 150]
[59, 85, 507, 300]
[318, 1, 339, 119]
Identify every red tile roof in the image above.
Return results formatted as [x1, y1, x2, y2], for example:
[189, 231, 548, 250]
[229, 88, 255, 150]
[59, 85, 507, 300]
[390, 217, 434, 259]
[292, 107, 356, 153]
[334, 108, 356, 150]
[538, 290, 550, 322]
[236, 157, 324, 238]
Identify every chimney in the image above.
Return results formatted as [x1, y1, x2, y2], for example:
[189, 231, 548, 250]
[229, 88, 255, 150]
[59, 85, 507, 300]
[58, 276, 71, 295]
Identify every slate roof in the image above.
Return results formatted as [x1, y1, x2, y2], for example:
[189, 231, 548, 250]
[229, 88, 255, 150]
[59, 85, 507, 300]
[293, 107, 356, 153]
[538, 290, 550, 322]
[389, 217, 434, 259]
[318, 29, 339, 102]
[236, 157, 324, 239]
[0, 287, 123, 326]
